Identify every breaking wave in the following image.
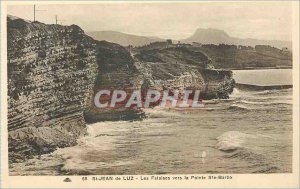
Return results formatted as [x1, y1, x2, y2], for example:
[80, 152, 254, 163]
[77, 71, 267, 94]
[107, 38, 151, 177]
[143, 107, 184, 118]
[216, 131, 256, 151]
[216, 131, 279, 173]
[227, 104, 251, 111]
[226, 149, 280, 173]
[238, 99, 292, 105]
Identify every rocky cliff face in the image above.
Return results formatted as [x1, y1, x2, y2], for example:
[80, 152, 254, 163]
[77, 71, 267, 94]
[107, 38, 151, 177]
[7, 16, 98, 162]
[133, 46, 235, 99]
[7, 16, 235, 163]
[84, 40, 145, 123]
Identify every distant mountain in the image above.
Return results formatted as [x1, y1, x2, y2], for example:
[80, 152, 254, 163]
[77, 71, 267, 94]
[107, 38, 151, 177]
[87, 29, 292, 50]
[86, 31, 164, 47]
[182, 28, 292, 50]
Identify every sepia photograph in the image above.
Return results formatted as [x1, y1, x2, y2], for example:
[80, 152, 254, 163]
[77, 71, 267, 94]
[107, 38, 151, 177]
[1, 1, 299, 188]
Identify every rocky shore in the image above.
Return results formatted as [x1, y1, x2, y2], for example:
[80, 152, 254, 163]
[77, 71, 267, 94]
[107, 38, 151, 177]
[7, 16, 235, 162]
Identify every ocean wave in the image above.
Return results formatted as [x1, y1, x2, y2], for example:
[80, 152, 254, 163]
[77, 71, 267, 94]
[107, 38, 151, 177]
[231, 87, 292, 96]
[238, 100, 265, 105]
[216, 131, 256, 151]
[216, 131, 273, 152]
[216, 131, 279, 173]
[251, 88, 292, 96]
[143, 107, 184, 118]
[238, 99, 292, 105]
[225, 149, 280, 173]
[229, 88, 245, 98]
[254, 90, 271, 95]
[227, 104, 251, 111]
[230, 88, 271, 96]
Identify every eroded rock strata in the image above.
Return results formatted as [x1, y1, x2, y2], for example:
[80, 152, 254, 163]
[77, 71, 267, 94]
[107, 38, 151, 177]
[8, 16, 234, 162]
[7, 16, 98, 162]
[133, 45, 235, 99]
[84, 40, 145, 123]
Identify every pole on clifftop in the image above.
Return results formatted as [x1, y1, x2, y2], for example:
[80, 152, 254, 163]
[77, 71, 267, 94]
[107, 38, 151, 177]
[33, 5, 46, 22]
[55, 15, 66, 25]
[33, 5, 35, 22]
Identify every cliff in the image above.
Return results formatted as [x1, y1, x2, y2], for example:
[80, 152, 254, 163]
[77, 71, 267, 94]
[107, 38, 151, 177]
[7, 17, 147, 162]
[7, 16, 235, 163]
[84, 40, 145, 123]
[133, 46, 235, 99]
[7, 16, 98, 162]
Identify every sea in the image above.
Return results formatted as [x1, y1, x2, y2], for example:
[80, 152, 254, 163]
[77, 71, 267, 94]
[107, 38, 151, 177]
[9, 69, 293, 175]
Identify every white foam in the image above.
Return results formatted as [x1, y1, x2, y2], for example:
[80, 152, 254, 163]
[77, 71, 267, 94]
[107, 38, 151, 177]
[216, 131, 256, 151]
[230, 88, 242, 98]
[239, 100, 264, 105]
[228, 104, 250, 110]
[143, 107, 183, 118]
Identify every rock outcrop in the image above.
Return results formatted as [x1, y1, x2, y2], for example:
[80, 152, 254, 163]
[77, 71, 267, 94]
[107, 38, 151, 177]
[84, 40, 145, 123]
[133, 45, 235, 99]
[7, 16, 98, 162]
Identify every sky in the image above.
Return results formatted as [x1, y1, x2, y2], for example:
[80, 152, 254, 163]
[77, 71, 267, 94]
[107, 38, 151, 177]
[7, 2, 293, 41]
